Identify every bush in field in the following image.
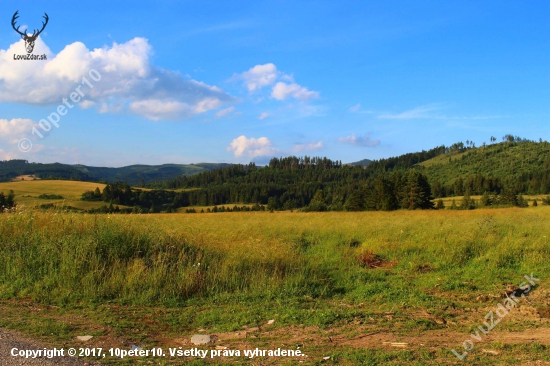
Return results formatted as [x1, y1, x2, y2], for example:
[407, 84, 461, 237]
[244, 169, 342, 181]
[38, 194, 64, 199]
[481, 191, 492, 206]
[449, 199, 458, 210]
[0, 190, 15, 211]
[460, 192, 476, 210]
[517, 195, 529, 208]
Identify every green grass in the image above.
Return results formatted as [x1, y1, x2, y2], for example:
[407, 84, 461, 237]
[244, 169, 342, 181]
[1, 208, 549, 364]
[1, 208, 549, 313]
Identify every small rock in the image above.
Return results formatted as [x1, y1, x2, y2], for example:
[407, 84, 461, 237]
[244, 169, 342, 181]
[215, 346, 228, 350]
[190, 334, 211, 345]
[76, 336, 93, 341]
[482, 349, 499, 355]
[267, 319, 275, 325]
[198, 328, 206, 332]
[130, 344, 142, 351]
[247, 327, 259, 332]
[323, 356, 330, 360]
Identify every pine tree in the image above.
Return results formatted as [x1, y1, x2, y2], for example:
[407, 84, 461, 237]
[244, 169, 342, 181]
[306, 189, 327, 211]
[480, 191, 492, 206]
[517, 195, 528, 208]
[460, 191, 475, 210]
[344, 190, 366, 211]
[450, 199, 458, 210]
[499, 186, 518, 206]
[401, 171, 434, 210]
[367, 177, 398, 211]
[6, 190, 15, 208]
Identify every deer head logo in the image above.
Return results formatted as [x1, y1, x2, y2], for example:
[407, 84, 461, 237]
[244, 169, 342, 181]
[11, 11, 49, 54]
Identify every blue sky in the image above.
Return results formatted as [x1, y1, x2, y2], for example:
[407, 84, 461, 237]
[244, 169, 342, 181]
[0, 0, 548, 166]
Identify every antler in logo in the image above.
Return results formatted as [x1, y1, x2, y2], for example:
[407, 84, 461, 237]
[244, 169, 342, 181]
[12, 11, 49, 54]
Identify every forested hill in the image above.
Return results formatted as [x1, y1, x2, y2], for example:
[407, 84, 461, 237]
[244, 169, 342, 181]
[5, 138, 550, 212]
[135, 139, 550, 211]
[419, 140, 550, 196]
[136, 146, 455, 211]
[0, 160, 230, 185]
[153, 146, 448, 190]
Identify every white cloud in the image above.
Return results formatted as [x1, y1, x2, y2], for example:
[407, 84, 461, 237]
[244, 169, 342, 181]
[292, 141, 324, 152]
[80, 100, 96, 109]
[376, 104, 502, 121]
[0, 37, 235, 120]
[234, 63, 278, 92]
[339, 133, 380, 147]
[271, 82, 319, 102]
[349, 103, 361, 113]
[227, 135, 280, 158]
[0, 148, 19, 160]
[128, 100, 192, 121]
[378, 104, 441, 119]
[234, 63, 319, 103]
[214, 106, 235, 118]
[258, 112, 270, 120]
[0, 118, 37, 143]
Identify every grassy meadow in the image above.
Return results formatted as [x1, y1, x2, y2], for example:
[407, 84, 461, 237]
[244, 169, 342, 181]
[0, 179, 108, 210]
[1, 205, 550, 364]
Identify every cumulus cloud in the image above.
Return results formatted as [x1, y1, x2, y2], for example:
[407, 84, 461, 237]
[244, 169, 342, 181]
[227, 135, 280, 158]
[0, 37, 235, 120]
[258, 112, 270, 120]
[233, 63, 278, 92]
[0, 148, 18, 160]
[214, 106, 235, 118]
[339, 133, 380, 147]
[271, 82, 319, 102]
[233, 63, 319, 103]
[292, 141, 324, 152]
[0, 118, 38, 143]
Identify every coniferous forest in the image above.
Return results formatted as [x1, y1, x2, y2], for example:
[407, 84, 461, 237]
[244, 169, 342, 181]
[77, 139, 550, 213]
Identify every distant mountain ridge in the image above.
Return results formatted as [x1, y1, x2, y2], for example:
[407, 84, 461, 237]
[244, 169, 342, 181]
[0, 160, 231, 185]
[346, 159, 372, 167]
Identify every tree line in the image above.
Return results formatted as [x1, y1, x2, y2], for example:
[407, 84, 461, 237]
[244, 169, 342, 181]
[78, 140, 550, 213]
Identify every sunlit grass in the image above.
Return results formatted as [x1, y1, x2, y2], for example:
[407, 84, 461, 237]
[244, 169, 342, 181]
[1, 207, 548, 314]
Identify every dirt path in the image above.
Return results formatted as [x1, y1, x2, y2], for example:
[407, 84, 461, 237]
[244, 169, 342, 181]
[0, 328, 101, 366]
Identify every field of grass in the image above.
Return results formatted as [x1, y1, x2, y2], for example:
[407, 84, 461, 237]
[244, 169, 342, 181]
[0, 180, 113, 210]
[437, 194, 545, 207]
[1, 206, 550, 364]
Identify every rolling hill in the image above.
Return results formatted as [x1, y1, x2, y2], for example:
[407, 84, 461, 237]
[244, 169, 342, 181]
[0, 160, 231, 185]
[0, 180, 108, 210]
[417, 140, 550, 195]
